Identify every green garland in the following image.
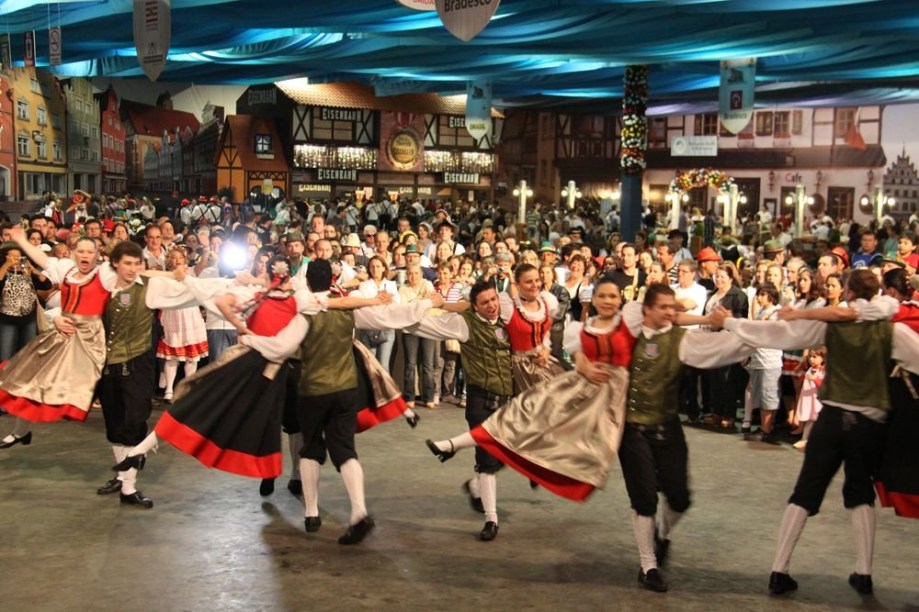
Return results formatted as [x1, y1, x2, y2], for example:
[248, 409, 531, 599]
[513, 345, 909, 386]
[621, 65, 649, 174]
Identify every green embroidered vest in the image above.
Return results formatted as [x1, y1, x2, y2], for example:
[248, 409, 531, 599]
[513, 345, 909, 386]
[460, 310, 514, 396]
[626, 326, 686, 425]
[298, 310, 358, 396]
[104, 283, 153, 365]
[820, 321, 893, 410]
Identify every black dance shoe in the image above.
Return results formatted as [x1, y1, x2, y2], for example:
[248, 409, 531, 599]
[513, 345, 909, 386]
[479, 521, 499, 541]
[259, 478, 275, 496]
[768, 571, 798, 595]
[120, 491, 154, 509]
[848, 573, 873, 595]
[638, 568, 668, 592]
[0, 431, 32, 449]
[338, 516, 375, 545]
[425, 439, 454, 462]
[287, 479, 303, 497]
[112, 455, 146, 472]
[462, 480, 485, 514]
[97, 478, 123, 495]
[654, 529, 670, 567]
[304, 516, 322, 533]
[406, 413, 421, 429]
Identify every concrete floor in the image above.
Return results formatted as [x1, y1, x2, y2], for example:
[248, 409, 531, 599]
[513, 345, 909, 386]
[1, 403, 917, 612]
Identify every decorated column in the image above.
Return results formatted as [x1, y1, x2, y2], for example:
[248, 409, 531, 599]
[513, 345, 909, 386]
[620, 65, 648, 242]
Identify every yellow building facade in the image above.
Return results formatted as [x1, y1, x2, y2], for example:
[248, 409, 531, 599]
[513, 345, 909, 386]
[9, 67, 68, 199]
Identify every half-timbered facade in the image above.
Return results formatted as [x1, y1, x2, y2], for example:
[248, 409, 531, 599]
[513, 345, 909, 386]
[215, 115, 289, 206]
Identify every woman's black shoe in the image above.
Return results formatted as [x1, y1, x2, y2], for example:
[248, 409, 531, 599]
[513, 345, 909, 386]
[425, 439, 454, 462]
[338, 516, 375, 545]
[112, 455, 145, 472]
[260, 478, 275, 496]
[0, 431, 32, 449]
[406, 414, 421, 428]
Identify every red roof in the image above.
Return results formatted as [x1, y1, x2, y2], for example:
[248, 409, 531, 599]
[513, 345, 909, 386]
[219, 115, 289, 171]
[121, 99, 200, 137]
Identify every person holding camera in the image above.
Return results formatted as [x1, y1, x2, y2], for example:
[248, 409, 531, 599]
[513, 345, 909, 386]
[0, 242, 52, 362]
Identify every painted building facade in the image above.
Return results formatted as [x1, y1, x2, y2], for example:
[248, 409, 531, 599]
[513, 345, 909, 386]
[62, 77, 102, 194]
[122, 95, 199, 192]
[0, 72, 17, 200]
[8, 67, 67, 199]
[96, 86, 127, 194]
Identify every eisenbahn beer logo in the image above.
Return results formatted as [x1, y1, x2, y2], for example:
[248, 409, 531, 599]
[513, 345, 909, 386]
[387, 129, 421, 170]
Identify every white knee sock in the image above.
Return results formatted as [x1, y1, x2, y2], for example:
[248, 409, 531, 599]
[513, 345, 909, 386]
[163, 360, 179, 395]
[183, 361, 198, 379]
[340, 459, 367, 525]
[467, 473, 481, 498]
[288, 433, 303, 481]
[659, 500, 683, 541]
[850, 504, 876, 575]
[119, 445, 137, 494]
[434, 431, 476, 454]
[403, 406, 417, 419]
[632, 511, 657, 572]
[772, 504, 809, 573]
[112, 444, 127, 476]
[300, 458, 321, 517]
[479, 473, 497, 524]
[127, 433, 159, 457]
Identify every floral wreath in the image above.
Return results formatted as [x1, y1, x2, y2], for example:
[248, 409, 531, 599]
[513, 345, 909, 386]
[669, 168, 735, 195]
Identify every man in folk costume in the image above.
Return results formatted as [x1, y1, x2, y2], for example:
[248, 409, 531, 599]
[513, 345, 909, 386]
[274, 260, 443, 544]
[411, 281, 519, 542]
[710, 269, 919, 597]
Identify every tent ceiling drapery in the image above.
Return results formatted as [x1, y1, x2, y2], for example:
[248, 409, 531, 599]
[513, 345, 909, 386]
[1, 0, 919, 111]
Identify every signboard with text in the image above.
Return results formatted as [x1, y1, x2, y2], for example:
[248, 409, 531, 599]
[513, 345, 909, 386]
[670, 135, 718, 157]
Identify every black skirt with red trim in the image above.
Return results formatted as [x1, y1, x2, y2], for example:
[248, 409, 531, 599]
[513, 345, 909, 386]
[876, 376, 919, 519]
[154, 348, 287, 479]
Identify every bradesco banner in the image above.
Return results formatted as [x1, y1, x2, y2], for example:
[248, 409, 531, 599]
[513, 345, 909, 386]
[719, 57, 756, 134]
[465, 80, 491, 141]
[435, 0, 501, 41]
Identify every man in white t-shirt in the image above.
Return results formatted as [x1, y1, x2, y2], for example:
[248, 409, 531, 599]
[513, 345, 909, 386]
[674, 258, 708, 422]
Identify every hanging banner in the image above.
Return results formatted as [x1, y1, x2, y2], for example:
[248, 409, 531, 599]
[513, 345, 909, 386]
[23, 31, 36, 67]
[133, 0, 171, 81]
[465, 80, 491, 141]
[718, 57, 756, 134]
[379, 112, 425, 172]
[435, 0, 501, 42]
[49, 27, 62, 66]
[0, 34, 11, 69]
[396, 0, 436, 10]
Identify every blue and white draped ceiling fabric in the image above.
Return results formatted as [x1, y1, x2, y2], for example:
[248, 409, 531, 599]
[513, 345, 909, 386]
[0, 0, 918, 107]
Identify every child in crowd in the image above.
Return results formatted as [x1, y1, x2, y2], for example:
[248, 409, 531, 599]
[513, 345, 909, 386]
[743, 285, 783, 443]
[792, 347, 826, 450]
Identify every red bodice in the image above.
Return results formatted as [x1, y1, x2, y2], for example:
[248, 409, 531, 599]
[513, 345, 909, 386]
[246, 295, 298, 336]
[893, 302, 919, 335]
[579, 322, 636, 367]
[506, 298, 552, 352]
[60, 271, 109, 316]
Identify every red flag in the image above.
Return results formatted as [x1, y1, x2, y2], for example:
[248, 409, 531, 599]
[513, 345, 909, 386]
[845, 122, 866, 150]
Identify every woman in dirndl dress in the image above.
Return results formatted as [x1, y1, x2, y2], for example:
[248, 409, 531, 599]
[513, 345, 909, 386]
[0, 228, 114, 448]
[114, 258, 313, 479]
[426, 277, 636, 501]
[157, 248, 208, 402]
[502, 263, 565, 393]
